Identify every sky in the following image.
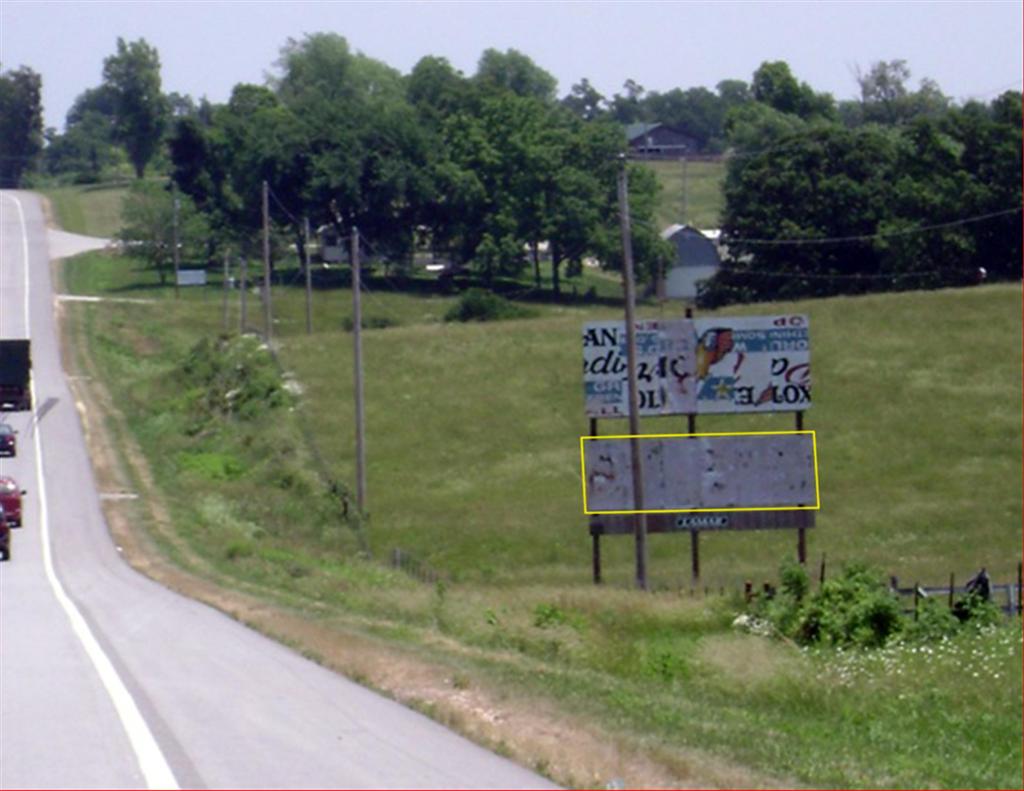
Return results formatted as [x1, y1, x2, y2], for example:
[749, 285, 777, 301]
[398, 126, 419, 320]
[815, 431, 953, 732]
[2, 0, 1022, 132]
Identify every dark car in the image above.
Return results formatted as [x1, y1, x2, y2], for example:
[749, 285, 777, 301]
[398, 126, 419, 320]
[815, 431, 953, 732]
[0, 423, 17, 457]
[0, 477, 25, 527]
[0, 505, 9, 561]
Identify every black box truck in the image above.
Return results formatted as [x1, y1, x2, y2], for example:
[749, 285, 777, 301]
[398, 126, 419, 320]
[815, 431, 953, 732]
[0, 340, 31, 412]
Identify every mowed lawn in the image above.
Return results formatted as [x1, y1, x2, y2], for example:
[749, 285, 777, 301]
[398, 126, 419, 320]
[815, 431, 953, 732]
[643, 158, 727, 230]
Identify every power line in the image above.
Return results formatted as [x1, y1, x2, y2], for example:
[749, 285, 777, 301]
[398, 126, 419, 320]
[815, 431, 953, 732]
[723, 207, 1022, 247]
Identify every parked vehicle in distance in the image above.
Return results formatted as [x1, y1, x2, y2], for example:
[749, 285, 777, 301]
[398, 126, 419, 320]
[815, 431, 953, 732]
[0, 504, 9, 561]
[0, 477, 25, 527]
[0, 340, 32, 412]
[0, 423, 16, 456]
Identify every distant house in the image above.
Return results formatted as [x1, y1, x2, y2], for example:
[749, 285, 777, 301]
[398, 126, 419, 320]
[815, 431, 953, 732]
[660, 224, 721, 299]
[625, 123, 698, 158]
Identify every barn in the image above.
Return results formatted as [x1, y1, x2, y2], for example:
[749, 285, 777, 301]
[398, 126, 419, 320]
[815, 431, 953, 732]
[625, 123, 698, 158]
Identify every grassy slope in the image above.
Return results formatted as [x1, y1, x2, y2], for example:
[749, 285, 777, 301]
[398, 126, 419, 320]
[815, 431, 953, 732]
[44, 183, 129, 237]
[52, 186, 1023, 788]
[643, 159, 726, 230]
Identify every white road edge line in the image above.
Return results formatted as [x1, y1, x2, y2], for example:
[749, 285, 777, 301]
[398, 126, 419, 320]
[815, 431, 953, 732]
[4, 192, 179, 790]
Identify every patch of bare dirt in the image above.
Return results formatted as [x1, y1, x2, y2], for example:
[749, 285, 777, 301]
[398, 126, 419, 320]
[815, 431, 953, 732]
[52, 235, 790, 789]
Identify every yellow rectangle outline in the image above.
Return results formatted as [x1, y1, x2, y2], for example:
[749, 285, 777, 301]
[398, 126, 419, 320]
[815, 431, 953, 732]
[579, 430, 820, 515]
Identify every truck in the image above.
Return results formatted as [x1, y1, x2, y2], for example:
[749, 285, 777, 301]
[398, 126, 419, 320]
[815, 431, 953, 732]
[0, 340, 32, 412]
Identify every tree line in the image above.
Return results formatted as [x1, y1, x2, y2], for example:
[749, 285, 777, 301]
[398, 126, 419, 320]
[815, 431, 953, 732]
[2, 40, 1020, 304]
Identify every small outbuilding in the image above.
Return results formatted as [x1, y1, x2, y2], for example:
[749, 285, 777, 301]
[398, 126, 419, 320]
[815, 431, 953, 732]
[626, 123, 698, 158]
[660, 224, 721, 300]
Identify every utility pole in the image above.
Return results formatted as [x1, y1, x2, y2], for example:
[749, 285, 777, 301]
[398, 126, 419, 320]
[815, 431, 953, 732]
[239, 256, 248, 333]
[262, 180, 272, 342]
[617, 156, 648, 591]
[303, 216, 313, 335]
[351, 226, 366, 515]
[172, 189, 181, 299]
[680, 155, 689, 225]
[221, 248, 230, 333]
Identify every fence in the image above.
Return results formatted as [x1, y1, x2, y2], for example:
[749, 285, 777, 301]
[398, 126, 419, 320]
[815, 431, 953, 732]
[889, 563, 1022, 618]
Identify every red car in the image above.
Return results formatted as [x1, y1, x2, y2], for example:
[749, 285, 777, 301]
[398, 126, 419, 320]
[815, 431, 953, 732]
[0, 477, 25, 527]
[0, 505, 9, 560]
[0, 423, 15, 457]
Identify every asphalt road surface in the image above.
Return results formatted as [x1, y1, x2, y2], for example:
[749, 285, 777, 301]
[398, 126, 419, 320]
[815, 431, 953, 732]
[0, 191, 557, 790]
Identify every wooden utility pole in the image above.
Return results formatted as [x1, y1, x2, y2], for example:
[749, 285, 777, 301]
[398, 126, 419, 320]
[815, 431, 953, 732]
[221, 249, 230, 333]
[304, 216, 313, 334]
[172, 190, 181, 299]
[351, 226, 366, 514]
[617, 156, 648, 591]
[239, 256, 248, 333]
[262, 180, 272, 342]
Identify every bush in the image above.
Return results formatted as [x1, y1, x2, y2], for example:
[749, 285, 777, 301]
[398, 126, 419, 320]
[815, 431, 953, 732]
[443, 288, 537, 323]
[755, 561, 903, 649]
[342, 315, 398, 331]
[179, 335, 293, 424]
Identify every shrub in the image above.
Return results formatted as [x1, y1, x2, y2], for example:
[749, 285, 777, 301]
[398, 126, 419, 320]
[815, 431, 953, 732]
[754, 561, 904, 648]
[179, 335, 292, 423]
[443, 288, 537, 323]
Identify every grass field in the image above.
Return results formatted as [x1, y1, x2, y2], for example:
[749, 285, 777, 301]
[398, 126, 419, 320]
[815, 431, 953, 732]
[44, 182, 130, 237]
[642, 158, 727, 230]
[50, 185, 1023, 788]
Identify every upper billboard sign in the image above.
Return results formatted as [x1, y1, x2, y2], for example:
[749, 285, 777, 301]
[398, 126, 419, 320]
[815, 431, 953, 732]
[583, 315, 811, 417]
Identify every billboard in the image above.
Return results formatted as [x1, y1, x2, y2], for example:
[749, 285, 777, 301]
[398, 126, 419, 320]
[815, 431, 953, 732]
[582, 319, 696, 417]
[580, 431, 819, 514]
[693, 315, 811, 413]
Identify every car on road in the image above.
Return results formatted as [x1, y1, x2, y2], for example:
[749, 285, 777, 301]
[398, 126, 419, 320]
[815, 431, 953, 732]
[0, 423, 17, 456]
[0, 504, 9, 561]
[0, 477, 25, 527]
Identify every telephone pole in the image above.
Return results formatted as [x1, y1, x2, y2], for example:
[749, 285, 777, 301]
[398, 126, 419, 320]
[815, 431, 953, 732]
[303, 216, 313, 335]
[262, 180, 273, 342]
[351, 226, 366, 515]
[172, 189, 181, 299]
[617, 156, 648, 591]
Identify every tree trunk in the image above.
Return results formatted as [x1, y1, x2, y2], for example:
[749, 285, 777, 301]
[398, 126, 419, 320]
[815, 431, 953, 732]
[532, 241, 541, 290]
[552, 248, 562, 300]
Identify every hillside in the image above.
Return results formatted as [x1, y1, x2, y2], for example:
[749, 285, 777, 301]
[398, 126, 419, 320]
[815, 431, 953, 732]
[50, 184, 1023, 788]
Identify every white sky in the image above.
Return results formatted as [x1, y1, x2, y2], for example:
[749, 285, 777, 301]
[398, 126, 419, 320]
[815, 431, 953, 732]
[2, 0, 1021, 131]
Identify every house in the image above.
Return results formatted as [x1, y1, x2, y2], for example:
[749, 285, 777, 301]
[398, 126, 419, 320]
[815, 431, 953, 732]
[660, 224, 721, 300]
[625, 123, 698, 158]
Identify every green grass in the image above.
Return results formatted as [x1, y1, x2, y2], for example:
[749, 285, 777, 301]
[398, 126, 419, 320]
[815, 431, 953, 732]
[54, 189, 1023, 788]
[643, 158, 727, 230]
[42, 183, 132, 237]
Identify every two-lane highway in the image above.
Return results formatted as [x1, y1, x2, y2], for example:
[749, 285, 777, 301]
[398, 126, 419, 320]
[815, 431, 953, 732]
[0, 191, 556, 789]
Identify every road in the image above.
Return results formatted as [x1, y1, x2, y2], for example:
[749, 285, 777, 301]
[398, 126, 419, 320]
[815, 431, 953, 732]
[0, 191, 557, 790]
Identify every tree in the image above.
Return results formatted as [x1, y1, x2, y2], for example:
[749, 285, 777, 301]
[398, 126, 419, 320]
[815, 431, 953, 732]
[474, 48, 557, 103]
[751, 61, 835, 120]
[609, 79, 648, 124]
[407, 56, 474, 123]
[853, 60, 949, 125]
[102, 38, 168, 178]
[561, 78, 607, 121]
[42, 85, 122, 183]
[117, 181, 209, 284]
[0, 65, 44, 187]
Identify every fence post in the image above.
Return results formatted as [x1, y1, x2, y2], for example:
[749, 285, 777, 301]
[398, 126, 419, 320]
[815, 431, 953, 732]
[948, 572, 955, 610]
[914, 582, 920, 621]
[1017, 561, 1022, 617]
